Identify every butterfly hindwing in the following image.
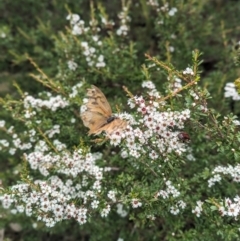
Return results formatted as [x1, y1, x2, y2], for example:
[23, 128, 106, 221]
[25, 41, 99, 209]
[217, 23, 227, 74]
[96, 118, 127, 135]
[81, 85, 127, 136]
[81, 111, 108, 134]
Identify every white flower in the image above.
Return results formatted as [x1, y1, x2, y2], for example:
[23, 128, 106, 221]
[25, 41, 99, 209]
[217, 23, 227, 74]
[91, 200, 99, 209]
[149, 150, 158, 160]
[208, 174, 221, 187]
[0, 120, 5, 128]
[1, 32, 6, 38]
[192, 200, 204, 217]
[178, 200, 187, 209]
[116, 25, 128, 36]
[116, 204, 128, 217]
[67, 60, 78, 71]
[233, 120, 240, 125]
[169, 46, 175, 52]
[131, 198, 142, 208]
[101, 205, 111, 217]
[66, 14, 80, 25]
[142, 81, 156, 89]
[170, 206, 180, 215]
[96, 55, 106, 68]
[224, 82, 240, 100]
[98, 55, 104, 62]
[72, 24, 83, 35]
[81, 41, 88, 48]
[23, 94, 69, 111]
[121, 150, 128, 158]
[158, 190, 169, 199]
[168, 7, 178, 16]
[32, 223, 38, 228]
[183, 67, 194, 75]
[92, 35, 99, 41]
[107, 190, 116, 202]
[9, 148, 16, 155]
[227, 203, 239, 217]
[96, 62, 106, 68]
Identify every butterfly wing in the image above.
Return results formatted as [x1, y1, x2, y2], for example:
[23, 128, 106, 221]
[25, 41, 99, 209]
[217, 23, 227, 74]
[96, 118, 127, 136]
[81, 111, 108, 135]
[81, 85, 127, 136]
[85, 85, 112, 117]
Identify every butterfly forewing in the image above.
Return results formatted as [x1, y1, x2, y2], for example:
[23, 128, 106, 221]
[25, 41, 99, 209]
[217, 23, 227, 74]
[85, 85, 112, 117]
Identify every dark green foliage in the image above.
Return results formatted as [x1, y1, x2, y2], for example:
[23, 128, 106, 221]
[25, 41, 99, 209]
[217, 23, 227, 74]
[1, 1, 240, 241]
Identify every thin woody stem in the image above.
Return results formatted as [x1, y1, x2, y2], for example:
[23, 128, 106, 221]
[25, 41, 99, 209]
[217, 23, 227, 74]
[157, 80, 197, 102]
[37, 127, 59, 153]
[27, 56, 66, 95]
[123, 86, 134, 99]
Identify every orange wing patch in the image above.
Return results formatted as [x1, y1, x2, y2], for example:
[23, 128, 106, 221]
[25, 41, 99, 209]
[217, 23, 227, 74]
[80, 85, 127, 135]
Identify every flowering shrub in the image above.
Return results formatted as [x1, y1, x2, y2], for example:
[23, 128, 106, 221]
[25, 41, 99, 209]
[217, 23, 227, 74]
[1, 1, 240, 241]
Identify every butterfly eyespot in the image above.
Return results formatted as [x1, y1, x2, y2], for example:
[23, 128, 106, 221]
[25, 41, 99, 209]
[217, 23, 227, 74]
[80, 85, 127, 136]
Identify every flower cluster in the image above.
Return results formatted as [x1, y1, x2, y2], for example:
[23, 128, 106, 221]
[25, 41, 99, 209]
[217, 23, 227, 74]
[45, 125, 60, 138]
[157, 180, 181, 199]
[192, 201, 204, 217]
[25, 149, 103, 178]
[67, 60, 78, 71]
[160, 3, 178, 16]
[147, 1, 178, 16]
[80, 41, 106, 68]
[24, 93, 69, 112]
[0, 149, 117, 227]
[218, 196, 240, 217]
[147, 0, 159, 7]
[69, 82, 83, 98]
[0, 87, 76, 155]
[0, 139, 9, 150]
[66, 14, 106, 68]
[208, 174, 222, 187]
[208, 164, 240, 187]
[107, 190, 117, 202]
[153, 180, 186, 215]
[66, 14, 88, 36]
[100, 15, 115, 29]
[170, 200, 186, 215]
[0, 124, 36, 155]
[168, 76, 182, 93]
[100, 204, 111, 217]
[224, 82, 240, 101]
[183, 67, 194, 75]
[0, 178, 89, 227]
[116, 6, 131, 36]
[108, 81, 191, 160]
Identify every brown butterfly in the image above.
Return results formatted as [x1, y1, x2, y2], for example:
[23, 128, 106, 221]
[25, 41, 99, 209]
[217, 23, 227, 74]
[80, 85, 127, 135]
